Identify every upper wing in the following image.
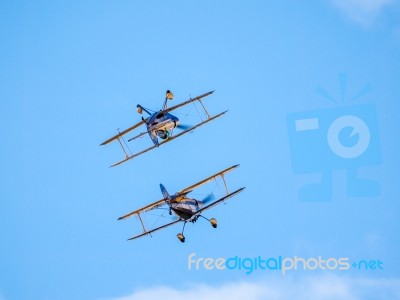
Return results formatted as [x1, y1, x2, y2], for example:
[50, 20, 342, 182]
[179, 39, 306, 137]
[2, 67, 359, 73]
[100, 119, 146, 146]
[127, 218, 182, 241]
[179, 164, 240, 194]
[196, 187, 245, 215]
[117, 198, 166, 220]
[164, 90, 215, 114]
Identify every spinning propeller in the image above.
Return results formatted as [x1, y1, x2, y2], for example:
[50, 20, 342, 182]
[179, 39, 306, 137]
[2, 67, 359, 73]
[176, 123, 191, 130]
[201, 193, 215, 204]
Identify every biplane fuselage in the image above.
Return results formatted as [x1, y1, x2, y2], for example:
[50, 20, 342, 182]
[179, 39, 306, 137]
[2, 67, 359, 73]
[145, 111, 179, 144]
[168, 198, 205, 221]
[161, 183, 205, 221]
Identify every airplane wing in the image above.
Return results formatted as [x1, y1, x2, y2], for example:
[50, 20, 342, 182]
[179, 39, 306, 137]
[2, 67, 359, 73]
[196, 187, 245, 215]
[110, 110, 227, 167]
[179, 164, 240, 194]
[100, 119, 147, 146]
[127, 218, 182, 241]
[164, 90, 215, 114]
[118, 198, 166, 220]
[101, 90, 214, 146]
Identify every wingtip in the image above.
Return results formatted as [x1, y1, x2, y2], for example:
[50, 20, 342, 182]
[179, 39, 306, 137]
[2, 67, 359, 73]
[234, 187, 246, 195]
[227, 164, 240, 170]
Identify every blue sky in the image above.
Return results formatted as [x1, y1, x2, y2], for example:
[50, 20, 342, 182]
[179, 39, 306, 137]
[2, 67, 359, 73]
[1, 1, 400, 299]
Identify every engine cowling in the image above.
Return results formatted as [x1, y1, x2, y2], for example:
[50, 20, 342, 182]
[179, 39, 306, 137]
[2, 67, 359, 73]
[157, 130, 169, 140]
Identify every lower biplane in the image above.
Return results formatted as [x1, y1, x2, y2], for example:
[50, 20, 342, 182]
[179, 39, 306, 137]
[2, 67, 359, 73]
[118, 164, 245, 243]
[100, 90, 226, 167]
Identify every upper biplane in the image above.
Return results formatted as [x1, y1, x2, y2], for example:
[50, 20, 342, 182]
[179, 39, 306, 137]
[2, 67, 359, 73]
[118, 164, 245, 243]
[100, 90, 226, 167]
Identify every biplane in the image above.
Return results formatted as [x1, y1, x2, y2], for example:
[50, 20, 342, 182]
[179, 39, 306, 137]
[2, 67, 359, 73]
[100, 90, 227, 167]
[118, 164, 245, 243]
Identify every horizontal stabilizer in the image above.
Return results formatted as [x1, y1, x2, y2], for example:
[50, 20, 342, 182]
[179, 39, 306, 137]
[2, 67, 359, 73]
[117, 198, 166, 220]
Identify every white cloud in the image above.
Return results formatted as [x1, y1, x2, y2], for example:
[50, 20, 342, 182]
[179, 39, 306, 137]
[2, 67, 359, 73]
[110, 282, 266, 300]
[330, 0, 398, 26]
[106, 276, 400, 300]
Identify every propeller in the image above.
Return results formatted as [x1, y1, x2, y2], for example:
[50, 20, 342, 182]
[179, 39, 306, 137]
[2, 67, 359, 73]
[201, 193, 215, 204]
[176, 124, 191, 130]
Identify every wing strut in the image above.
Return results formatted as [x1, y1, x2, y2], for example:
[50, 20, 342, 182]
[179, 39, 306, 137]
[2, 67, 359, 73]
[220, 173, 229, 195]
[137, 212, 147, 233]
[116, 131, 131, 159]
[198, 99, 211, 119]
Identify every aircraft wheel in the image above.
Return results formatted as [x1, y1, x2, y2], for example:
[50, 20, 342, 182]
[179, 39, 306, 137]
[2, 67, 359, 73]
[210, 218, 217, 228]
[177, 233, 185, 243]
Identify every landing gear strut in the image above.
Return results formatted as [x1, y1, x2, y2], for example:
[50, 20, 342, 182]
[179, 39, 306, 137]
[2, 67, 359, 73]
[199, 215, 218, 228]
[177, 221, 187, 243]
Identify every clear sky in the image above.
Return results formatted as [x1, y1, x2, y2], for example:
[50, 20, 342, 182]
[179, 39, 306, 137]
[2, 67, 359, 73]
[1, 1, 400, 299]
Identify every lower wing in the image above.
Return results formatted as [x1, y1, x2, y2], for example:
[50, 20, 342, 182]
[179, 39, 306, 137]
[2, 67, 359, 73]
[127, 219, 182, 241]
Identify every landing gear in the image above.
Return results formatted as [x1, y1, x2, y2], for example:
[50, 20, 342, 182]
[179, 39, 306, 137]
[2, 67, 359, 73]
[210, 218, 218, 228]
[177, 233, 185, 243]
[177, 221, 187, 243]
[199, 215, 218, 228]
[175, 217, 218, 243]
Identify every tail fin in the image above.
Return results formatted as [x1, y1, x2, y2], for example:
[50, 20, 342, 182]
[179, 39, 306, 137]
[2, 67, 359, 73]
[160, 184, 171, 201]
